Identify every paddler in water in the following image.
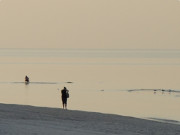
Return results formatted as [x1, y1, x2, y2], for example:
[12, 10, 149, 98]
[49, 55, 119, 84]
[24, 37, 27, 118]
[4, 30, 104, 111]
[25, 75, 30, 84]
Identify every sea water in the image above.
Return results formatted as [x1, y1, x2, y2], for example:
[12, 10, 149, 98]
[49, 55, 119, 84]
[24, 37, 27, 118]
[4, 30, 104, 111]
[0, 48, 180, 122]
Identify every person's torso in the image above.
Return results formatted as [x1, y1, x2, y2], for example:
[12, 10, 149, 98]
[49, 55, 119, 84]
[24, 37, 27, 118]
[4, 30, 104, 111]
[61, 90, 67, 98]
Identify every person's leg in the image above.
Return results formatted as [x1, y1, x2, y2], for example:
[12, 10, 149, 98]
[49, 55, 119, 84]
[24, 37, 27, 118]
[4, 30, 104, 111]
[62, 98, 65, 109]
[65, 98, 67, 109]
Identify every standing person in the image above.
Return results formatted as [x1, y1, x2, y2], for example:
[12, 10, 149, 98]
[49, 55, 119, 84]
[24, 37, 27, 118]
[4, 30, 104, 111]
[61, 87, 69, 109]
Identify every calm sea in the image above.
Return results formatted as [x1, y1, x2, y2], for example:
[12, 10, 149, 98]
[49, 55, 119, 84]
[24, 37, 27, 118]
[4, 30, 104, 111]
[0, 48, 180, 122]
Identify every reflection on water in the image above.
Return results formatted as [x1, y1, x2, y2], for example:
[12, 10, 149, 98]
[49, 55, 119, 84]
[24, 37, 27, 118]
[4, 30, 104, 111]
[0, 48, 180, 122]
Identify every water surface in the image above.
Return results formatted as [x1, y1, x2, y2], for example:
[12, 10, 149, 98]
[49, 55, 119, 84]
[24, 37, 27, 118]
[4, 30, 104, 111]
[0, 48, 180, 122]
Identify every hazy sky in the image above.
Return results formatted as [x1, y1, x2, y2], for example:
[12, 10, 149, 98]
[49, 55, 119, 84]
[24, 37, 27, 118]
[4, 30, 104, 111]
[0, 0, 180, 49]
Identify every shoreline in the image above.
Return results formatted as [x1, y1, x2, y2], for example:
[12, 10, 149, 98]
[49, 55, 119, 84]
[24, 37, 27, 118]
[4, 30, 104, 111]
[0, 103, 180, 135]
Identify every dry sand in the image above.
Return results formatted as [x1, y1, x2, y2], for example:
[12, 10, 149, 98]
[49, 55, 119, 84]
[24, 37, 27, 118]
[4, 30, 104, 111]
[0, 103, 179, 135]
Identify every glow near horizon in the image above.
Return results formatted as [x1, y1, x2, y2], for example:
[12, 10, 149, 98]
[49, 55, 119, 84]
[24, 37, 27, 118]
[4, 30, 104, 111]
[0, 0, 179, 49]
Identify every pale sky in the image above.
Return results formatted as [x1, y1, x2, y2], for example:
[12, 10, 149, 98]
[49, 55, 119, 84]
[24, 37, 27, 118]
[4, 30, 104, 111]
[0, 0, 180, 49]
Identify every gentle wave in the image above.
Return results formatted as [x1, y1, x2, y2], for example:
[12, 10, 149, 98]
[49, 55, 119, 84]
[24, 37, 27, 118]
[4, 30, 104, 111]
[0, 82, 73, 85]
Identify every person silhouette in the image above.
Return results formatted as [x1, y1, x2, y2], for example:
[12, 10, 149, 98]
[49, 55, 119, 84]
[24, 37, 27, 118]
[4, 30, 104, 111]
[61, 87, 69, 109]
[25, 76, 29, 83]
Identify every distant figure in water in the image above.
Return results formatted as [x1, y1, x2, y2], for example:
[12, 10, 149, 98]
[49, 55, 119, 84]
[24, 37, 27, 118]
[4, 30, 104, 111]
[25, 76, 29, 83]
[61, 87, 69, 109]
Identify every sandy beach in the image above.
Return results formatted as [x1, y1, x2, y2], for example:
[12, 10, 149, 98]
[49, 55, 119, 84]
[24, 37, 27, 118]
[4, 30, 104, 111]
[0, 103, 179, 135]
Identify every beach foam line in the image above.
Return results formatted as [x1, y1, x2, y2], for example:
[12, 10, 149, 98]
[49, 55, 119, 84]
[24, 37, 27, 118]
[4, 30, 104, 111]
[148, 117, 180, 125]
[127, 89, 180, 93]
[0, 103, 179, 135]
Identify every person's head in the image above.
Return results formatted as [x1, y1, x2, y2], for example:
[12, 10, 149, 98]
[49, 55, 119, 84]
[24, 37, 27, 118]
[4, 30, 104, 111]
[64, 87, 66, 90]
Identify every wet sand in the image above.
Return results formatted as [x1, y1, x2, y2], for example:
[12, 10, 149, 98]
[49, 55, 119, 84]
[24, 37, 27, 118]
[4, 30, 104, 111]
[0, 103, 179, 135]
